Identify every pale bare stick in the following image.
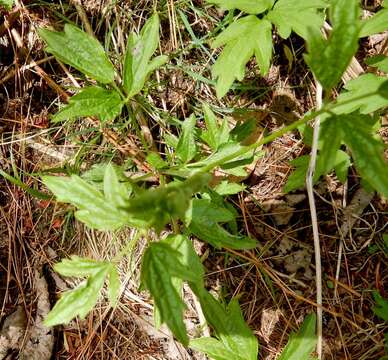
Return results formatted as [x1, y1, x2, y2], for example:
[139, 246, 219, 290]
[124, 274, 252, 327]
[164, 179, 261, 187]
[306, 80, 323, 359]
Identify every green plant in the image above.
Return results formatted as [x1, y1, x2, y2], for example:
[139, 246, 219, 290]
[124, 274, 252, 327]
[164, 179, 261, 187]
[35, 2, 388, 360]
[372, 292, 388, 359]
[0, 0, 13, 10]
[38, 14, 167, 123]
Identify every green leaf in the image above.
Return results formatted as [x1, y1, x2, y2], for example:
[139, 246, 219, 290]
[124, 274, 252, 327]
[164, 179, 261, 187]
[0, 0, 13, 9]
[163, 234, 205, 288]
[141, 242, 201, 345]
[365, 55, 388, 73]
[44, 257, 114, 326]
[284, 156, 310, 193]
[176, 114, 198, 163]
[126, 173, 211, 232]
[214, 181, 246, 195]
[52, 87, 123, 123]
[211, 16, 273, 98]
[340, 114, 388, 197]
[43, 164, 135, 230]
[201, 104, 230, 151]
[360, 7, 388, 37]
[334, 74, 388, 114]
[38, 24, 115, 84]
[54, 256, 110, 277]
[206, 0, 274, 14]
[190, 337, 237, 360]
[266, 0, 326, 39]
[278, 314, 317, 360]
[334, 150, 351, 184]
[188, 199, 257, 249]
[304, 0, 360, 90]
[192, 290, 258, 360]
[123, 13, 168, 96]
[107, 265, 120, 307]
[192, 142, 253, 171]
[372, 292, 388, 322]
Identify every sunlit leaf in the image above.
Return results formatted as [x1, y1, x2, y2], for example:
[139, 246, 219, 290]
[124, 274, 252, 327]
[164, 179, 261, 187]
[123, 13, 168, 96]
[304, 0, 360, 90]
[38, 24, 115, 84]
[44, 257, 114, 326]
[176, 114, 198, 163]
[211, 16, 273, 98]
[43, 164, 135, 230]
[360, 5, 388, 37]
[278, 314, 317, 360]
[334, 74, 388, 114]
[52, 87, 123, 123]
[141, 242, 201, 345]
[267, 0, 326, 39]
[206, 0, 274, 14]
[365, 55, 388, 73]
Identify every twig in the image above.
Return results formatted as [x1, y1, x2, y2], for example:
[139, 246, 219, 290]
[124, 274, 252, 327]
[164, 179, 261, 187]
[306, 80, 323, 359]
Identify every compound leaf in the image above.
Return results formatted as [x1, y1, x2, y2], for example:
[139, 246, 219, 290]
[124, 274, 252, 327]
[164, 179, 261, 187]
[206, 0, 274, 14]
[45, 258, 113, 326]
[52, 87, 123, 123]
[176, 114, 198, 163]
[278, 314, 317, 360]
[38, 24, 115, 84]
[43, 164, 135, 230]
[188, 199, 257, 249]
[211, 16, 273, 98]
[334, 74, 388, 114]
[360, 5, 388, 37]
[266, 0, 326, 39]
[304, 0, 360, 90]
[141, 242, 201, 345]
[123, 13, 168, 96]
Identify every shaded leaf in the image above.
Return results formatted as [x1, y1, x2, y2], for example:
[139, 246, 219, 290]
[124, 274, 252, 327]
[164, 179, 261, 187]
[365, 55, 388, 73]
[188, 199, 257, 249]
[304, 0, 360, 90]
[123, 14, 167, 96]
[52, 87, 123, 123]
[278, 314, 317, 360]
[266, 0, 326, 39]
[38, 24, 115, 84]
[372, 292, 388, 322]
[126, 173, 211, 232]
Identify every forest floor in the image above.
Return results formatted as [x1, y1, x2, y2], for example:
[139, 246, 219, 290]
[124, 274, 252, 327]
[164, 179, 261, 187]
[0, 0, 387, 359]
